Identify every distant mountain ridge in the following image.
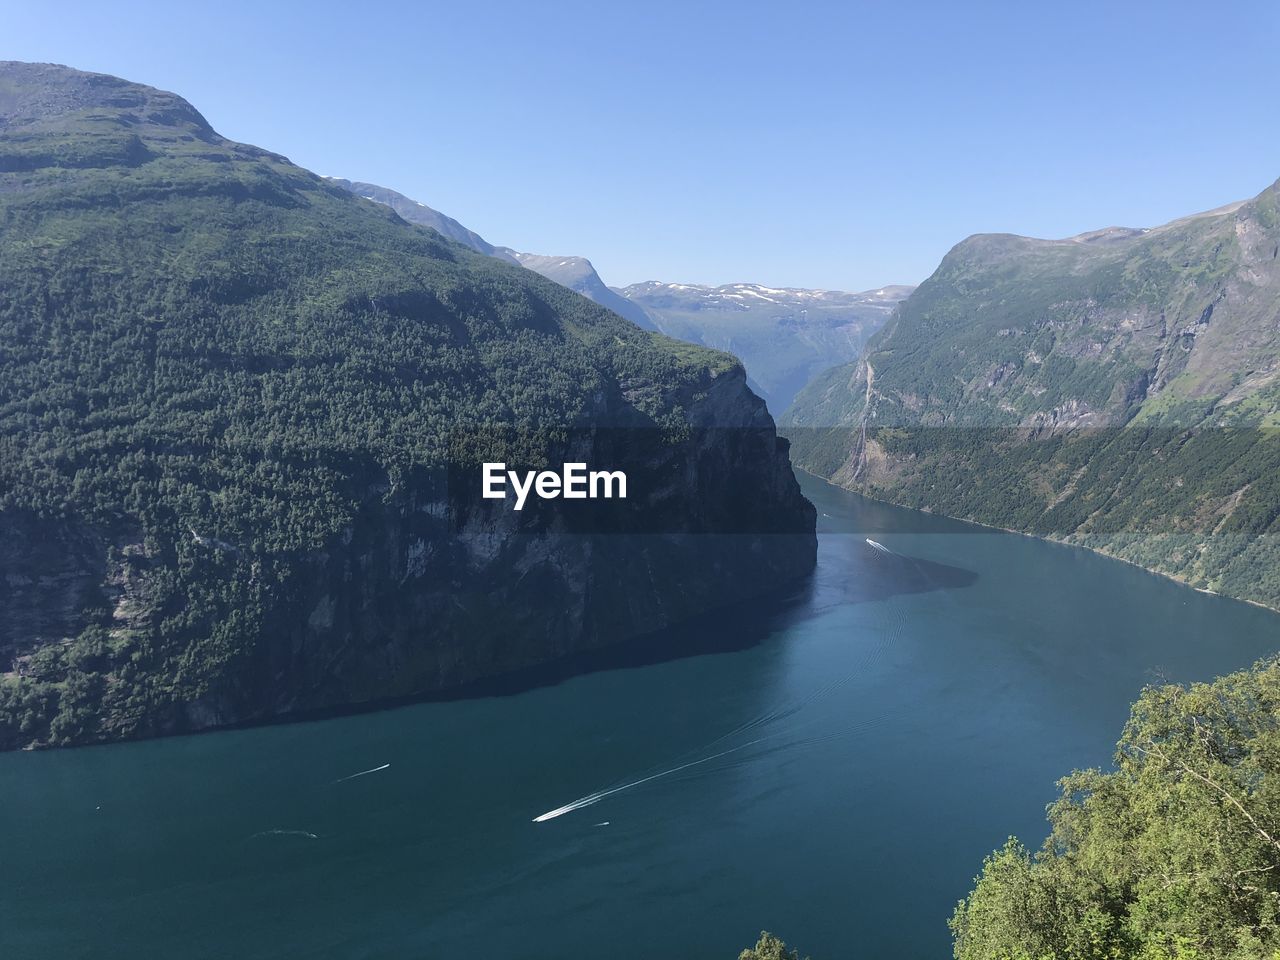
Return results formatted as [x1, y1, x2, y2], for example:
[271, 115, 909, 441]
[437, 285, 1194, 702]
[619, 281, 913, 410]
[322, 178, 519, 263]
[620, 281, 913, 306]
[326, 177, 909, 410]
[509, 252, 657, 331]
[325, 178, 655, 328]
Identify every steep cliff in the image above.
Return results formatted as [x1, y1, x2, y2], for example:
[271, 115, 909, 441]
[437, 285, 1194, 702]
[0, 62, 815, 749]
[785, 177, 1280, 608]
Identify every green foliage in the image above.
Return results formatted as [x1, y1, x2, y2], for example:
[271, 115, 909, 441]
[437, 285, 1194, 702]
[952, 660, 1280, 960]
[784, 176, 1280, 610]
[739, 931, 808, 960]
[0, 69, 734, 748]
[788, 422, 1280, 609]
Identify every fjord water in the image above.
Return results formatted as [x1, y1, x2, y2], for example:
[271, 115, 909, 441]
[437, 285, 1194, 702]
[3, 476, 1278, 960]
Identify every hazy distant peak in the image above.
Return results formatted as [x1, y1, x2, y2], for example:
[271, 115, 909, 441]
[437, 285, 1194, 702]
[863, 284, 917, 299]
[618, 280, 914, 309]
[323, 177, 518, 263]
[509, 253, 658, 330]
[510, 252, 600, 276]
[617, 279, 913, 411]
[1065, 226, 1148, 244]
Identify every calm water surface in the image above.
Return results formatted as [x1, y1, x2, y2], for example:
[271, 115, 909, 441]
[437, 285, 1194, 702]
[3, 474, 1278, 960]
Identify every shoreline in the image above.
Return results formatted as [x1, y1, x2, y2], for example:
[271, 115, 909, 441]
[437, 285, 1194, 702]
[792, 464, 1280, 617]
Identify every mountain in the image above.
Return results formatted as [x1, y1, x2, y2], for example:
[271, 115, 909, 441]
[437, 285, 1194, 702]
[326, 179, 658, 330]
[321, 177, 519, 262]
[510, 252, 658, 331]
[0, 62, 815, 750]
[785, 177, 1280, 608]
[620, 281, 912, 411]
[323, 179, 904, 407]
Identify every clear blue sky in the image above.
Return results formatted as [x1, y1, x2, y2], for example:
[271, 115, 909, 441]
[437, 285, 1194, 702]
[7, 0, 1279, 290]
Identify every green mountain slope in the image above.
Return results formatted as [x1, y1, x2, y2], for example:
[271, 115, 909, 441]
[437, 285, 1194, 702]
[321, 177, 520, 263]
[0, 62, 815, 750]
[324, 177, 904, 411]
[785, 178, 1280, 608]
[325, 178, 659, 329]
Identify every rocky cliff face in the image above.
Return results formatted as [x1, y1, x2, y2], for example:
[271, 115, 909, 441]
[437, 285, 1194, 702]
[788, 184, 1280, 435]
[0, 62, 815, 750]
[784, 177, 1280, 610]
[173, 366, 815, 734]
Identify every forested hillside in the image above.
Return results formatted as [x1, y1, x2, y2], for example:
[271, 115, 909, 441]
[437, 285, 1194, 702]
[0, 62, 815, 749]
[325, 178, 901, 411]
[785, 178, 1280, 608]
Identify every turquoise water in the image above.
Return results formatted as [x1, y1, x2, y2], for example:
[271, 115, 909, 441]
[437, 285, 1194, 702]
[2, 474, 1277, 959]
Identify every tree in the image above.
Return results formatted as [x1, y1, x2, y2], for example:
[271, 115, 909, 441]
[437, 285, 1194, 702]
[739, 931, 807, 960]
[952, 659, 1280, 960]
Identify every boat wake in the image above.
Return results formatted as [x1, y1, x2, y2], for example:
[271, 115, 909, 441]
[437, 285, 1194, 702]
[532, 662, 895, 823]
[250, 828, 319, 840]
[331, 762, 390, 785]
[533, 738, 772, 821]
